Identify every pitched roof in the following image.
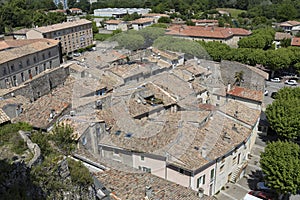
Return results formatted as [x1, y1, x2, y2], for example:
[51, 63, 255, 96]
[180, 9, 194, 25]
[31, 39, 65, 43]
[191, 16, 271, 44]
[142, 13, 169, 17]
[131, 18, 154, 24]
[0, 108, 10, 124]
[104, 20, 122, 24]
[33, 19, 92, 33]
[227, 86, 263, 102]
[166, 25, 251, 39]
[280, 20, 300, 27]
[0, 39, 59, 64]
[291, 37, 300, 46]
[95, 169, 214, 200]
[274, 32, 292, 40]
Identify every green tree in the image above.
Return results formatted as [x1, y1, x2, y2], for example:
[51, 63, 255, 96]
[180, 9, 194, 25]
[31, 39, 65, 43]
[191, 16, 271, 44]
[234, 71, 244, 86]
[260, 141, 300, 195]
[112, 32, 145, 51]
[153, 36, 210, 59]
[67, 158, 93, 187]
[158, 16, 171, 23]
[265, 87, 300, 140]
[51, 124, 76, 155]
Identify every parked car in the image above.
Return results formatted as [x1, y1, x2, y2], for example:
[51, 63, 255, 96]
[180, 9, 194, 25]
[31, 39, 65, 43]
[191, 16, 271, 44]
[285, 80, 298, 86]
[271, 92, 278, 99]
[73, 52, 82, 57]
[270, 78, 280, 82]
[257, 182, 271, 191]
[248, 190, 277, 200]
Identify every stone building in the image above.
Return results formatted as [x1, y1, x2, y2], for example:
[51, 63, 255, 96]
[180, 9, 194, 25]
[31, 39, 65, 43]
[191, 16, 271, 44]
[26, 19, 93, 55]
[0, 39, 61, 89]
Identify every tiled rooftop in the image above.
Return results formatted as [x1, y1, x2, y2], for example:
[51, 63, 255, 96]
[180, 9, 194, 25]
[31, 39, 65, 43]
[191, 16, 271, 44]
[15, 77, 75, 129]
[151, 47, 182, 61]
[95, 169, 213, 200]
[0, 108, 10, 124]
[104, 20, 122, 24]
[219, 100, 260, 126]
[280, 20, 300, 26]
[227, 86, 263, 102]
[33, 19, 92, 33]
[291, 37, 300, 46]
[131, 18, 154, 24]
[128, 82, 177, 118]
[142, 13, 169, 17]
[0, 39, 59, 64]
[108, 63, 150, 79]
[275, 32, 293, 40]
[166, 25, 251, 39]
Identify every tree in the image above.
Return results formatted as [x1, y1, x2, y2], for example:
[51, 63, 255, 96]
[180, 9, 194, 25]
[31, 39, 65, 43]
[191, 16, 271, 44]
[234, 71, 244, 86]
[51, 124, 76, 155]
[112, 32, 145, 51]
[158, 16, 171, 23]
[260, 141, 300, 195]
[265, 87, 300, 140]
[153, 36, 210, 59]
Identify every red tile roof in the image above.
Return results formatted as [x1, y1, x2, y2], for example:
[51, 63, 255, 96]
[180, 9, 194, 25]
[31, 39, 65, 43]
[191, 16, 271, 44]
[104, 20, 122, 24]
[227, 86, 263, 102]
[131, 18, 154, 24]
[166, 25, 251, 39]
[280, 20, 300, 27]
[291, 37, 300, 46]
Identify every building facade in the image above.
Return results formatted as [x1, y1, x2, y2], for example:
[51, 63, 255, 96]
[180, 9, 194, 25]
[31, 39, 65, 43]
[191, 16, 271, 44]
[0, 39, 61, 89]
[26, 19, 93, 55]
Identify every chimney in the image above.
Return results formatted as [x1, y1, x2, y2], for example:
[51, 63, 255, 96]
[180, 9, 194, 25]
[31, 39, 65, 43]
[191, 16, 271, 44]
[227, 84, 231, 92]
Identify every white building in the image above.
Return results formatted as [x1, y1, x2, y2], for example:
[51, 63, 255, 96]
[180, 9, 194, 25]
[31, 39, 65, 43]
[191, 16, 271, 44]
[93, 8, 151, 18]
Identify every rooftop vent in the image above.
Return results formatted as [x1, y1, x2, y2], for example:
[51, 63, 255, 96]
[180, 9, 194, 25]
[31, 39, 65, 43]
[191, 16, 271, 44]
[232, 124, 238, 132]
[115, 130, 121, 136]
[125, 133, 132, 138]
[70, 110, 76, 116]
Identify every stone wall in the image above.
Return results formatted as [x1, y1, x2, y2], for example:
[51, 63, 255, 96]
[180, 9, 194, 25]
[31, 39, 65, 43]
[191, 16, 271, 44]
[18, 130, 42, 168]
[2, 65, 70, 101]
[220, 61, 265, 91]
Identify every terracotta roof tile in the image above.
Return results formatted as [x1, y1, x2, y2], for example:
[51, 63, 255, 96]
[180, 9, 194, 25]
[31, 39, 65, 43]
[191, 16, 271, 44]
[0, 108, 10, 124]
[0, 39, 59, 64]
[166, 25, 251, 39]
[227, 86, 263, 102]
[33, 19, 91, 33]
[291, 37, 300, 46]
[104, 20, 122, 24]
[131, 18, 154, 24]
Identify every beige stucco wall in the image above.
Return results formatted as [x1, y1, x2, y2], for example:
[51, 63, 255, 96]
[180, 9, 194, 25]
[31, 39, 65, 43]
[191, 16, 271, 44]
[132, 154, 166, 179]
[166, 167, 190, 188]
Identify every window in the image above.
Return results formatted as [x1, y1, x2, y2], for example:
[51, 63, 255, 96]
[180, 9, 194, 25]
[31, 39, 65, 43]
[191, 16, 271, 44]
[10, 64, 15, 72]
[48, 51, 51, 58]
[141, 156, 144, 161]
[220, 165, 225, 173]
[21, 72, 25, 82]
[197, 175, 205, 188]
[18, 61, 22, 69]
[217, 95, 220, 100]
[210, 169, 215, 182]
[3, 67, 7, 75]
[179, 168, 184, 174]
[232, 156, 237, 166]
[33, 57, 37, 63]
[35, 66, 39, 74]
[26, 59, 30, 66]
[42, 53, 45, 60]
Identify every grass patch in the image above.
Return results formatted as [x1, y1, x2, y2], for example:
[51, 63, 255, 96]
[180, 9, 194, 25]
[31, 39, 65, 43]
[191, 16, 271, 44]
[216, 8, 245, 18]
[94, 33, 112, 41]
